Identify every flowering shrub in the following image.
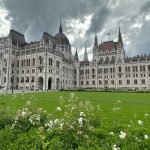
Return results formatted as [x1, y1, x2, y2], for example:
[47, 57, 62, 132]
[0, 93, 150, 149]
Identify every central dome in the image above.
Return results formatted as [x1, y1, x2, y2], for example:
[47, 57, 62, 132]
[55, 22, 71, 47]
[55, 33, 71, 46]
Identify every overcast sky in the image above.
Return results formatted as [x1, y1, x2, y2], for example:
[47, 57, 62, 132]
[0, 0, 150, 60]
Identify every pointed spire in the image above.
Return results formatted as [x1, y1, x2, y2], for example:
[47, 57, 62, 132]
[94, 32, 98, 47]
[59, 20, 63, 33]
[74, 46, 79, 62]
[84, 43, 89, 62]
[118, 25, 123, 46]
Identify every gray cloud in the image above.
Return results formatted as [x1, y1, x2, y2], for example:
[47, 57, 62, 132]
[86, 7, 110, 35]
[0, 0, 150, 60]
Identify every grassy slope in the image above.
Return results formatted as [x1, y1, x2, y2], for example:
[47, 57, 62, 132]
[0, 91, 150, 127]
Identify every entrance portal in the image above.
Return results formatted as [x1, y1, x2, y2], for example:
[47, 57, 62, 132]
[48, 77, 52, 90]
[56, 78, 60, 90]
[38, 77, 43, 90]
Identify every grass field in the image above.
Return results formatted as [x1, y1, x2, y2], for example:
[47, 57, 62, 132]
[0, 91, 150, 127]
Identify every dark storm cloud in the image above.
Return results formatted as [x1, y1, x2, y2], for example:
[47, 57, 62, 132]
[141, 0, 150, 14]
[1, 0, 106, 41]
[86, 7, 110, 35]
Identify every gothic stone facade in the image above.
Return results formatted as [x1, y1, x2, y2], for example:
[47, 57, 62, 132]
[0, 25, 150, 91]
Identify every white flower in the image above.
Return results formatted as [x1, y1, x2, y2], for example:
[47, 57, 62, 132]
[138, 120, 143, 126]
[70, 92, 75, 98]
[26, 101, 31, 105]
[144, 135, 149, 139]
[11, 124, 15, 129]
[113, 107, 120, 112]
[54, 119, 59, 124]
[80, 112, 85, 117]
[38, 108, 42, 111]
[59, 96, 63, 100]
[144, 113, 149, 117]
[60, 123, 64, 129]
[56, 107, 61, 112]
[78, 117, 84, 125]
[77, 131, 83, 135]
[21, 111, 27, 117]
[109, 132, 114, 136]
[119, 131, 126, 139]
[116, 100, 122, 103]
[112, 144, 120, 150]
[45, 120, 54, 131]
[29, 118, 33, 124]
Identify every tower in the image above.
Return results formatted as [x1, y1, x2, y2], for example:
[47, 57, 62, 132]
[74, 47, 79, 62]
[93, 32, 99, 61]
[83, 43, 89, 62]
[116, 26, 125, 63]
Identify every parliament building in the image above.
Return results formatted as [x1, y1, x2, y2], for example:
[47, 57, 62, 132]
[0, 23, 150, 91]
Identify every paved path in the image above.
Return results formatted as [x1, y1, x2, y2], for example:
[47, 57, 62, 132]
[0, 89, 58, 94]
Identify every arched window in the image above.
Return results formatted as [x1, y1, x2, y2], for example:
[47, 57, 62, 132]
[21, 77, 24, 83]
[104, 57, 110, 64]
[110, 56, 115, 63]
[31, 76, 35, 82]
[99, 57, 103, 64]
[118, 66, 121, 73]
[39, 56, 43, 65]
[26, 77, 29, 83]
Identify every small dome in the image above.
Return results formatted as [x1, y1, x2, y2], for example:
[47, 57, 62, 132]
[55, 33, 71, 47]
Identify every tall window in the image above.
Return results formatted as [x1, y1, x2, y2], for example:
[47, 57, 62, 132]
[127, 80, 130, 84]
[49, 58, 53, 66]
[39, 56, 43, 65]
[134, 79, 138, 84]
[33, 58, 35, 66]
[118, 66, 121, 73]
[111, 80, 114, 85]
[119, 80, 122, 85]
[142, 79, 145, 84]
[92, 80, 95, 85]
[99, 80, 102, 85]
[56, 61, 60, 68]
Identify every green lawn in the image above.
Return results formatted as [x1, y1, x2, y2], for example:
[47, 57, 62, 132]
[0, 91, 150, 127]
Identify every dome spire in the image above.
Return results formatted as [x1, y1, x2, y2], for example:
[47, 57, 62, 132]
[118, 25, 123, 46]
[94, 32, 98, 47]
[59, 20, 63, 33]
[84, 43, 89, 61]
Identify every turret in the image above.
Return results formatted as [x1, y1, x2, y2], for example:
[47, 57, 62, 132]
[94, 32, 98, 48]
[116, 26, 125, 63]
[93, 33, 99, 61]
[118, 26, 123, 48]
[83, 43, 89, 62]
[74, 47, 79, 62]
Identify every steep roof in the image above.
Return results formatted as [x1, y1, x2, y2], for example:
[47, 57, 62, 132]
[9, 29, 25, 46]
[99, 41, 116, 51]
[42, 32, 57, 48]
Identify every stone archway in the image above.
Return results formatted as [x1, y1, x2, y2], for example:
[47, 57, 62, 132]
[48, 77, 52, 90]
[38, 77, 43, 90]
[56, 78, 60, 90]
